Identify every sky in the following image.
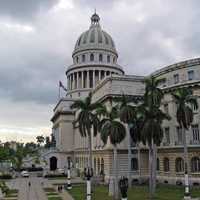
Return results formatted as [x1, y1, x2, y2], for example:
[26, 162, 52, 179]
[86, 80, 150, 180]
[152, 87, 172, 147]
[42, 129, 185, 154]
[0, 0, 200, 142]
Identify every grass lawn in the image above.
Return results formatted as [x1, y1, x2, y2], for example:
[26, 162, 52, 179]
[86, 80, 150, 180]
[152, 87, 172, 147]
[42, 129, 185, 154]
[68, 184, 200, 200]
[48, 197, 62, 200]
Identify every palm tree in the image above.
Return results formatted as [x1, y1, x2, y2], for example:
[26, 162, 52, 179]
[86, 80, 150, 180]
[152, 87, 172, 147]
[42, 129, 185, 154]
[98, 103, 126, 200]
[36, 135, 45, 147]
[141, 77, 170, 199]
[172, 88, 198, 198]
[70, 93, 101, 198]
[117, 94, 137, 187]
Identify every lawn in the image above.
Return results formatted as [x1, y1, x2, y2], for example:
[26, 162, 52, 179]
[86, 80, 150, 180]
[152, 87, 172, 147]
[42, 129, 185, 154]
[68, 184, 200, 200]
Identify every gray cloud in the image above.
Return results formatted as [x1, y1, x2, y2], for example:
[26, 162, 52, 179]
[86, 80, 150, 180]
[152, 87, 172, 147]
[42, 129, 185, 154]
[0, 0, 200, 141]
[0, 0, 58, 22]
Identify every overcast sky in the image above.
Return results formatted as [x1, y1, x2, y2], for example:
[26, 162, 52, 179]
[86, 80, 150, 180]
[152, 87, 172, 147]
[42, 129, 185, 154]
[0, 0, 199, 142]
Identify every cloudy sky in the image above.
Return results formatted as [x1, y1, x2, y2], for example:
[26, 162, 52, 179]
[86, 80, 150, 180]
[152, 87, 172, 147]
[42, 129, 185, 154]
[0, 0, 199, 142]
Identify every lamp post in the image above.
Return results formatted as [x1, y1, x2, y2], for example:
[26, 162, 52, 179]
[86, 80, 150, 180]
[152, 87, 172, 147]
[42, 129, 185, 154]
[119, 177, 128, 200]
[84, 167, 93, 200]
[67, 158, 72, 190]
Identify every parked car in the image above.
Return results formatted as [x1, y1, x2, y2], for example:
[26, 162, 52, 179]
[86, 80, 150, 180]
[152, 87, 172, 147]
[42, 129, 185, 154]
[21, 170, 29, 177]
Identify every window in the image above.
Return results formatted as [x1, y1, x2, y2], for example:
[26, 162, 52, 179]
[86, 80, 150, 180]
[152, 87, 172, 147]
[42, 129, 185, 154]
[164, 127, 170, 145]
[157, 158, 160, 171]
[177, 127, 183, 144]
[164, 158, 170, 172]
[90, 53, 94, 61]
[107, 55, 110, 63]
[100, 158, 104, 174]
[99, 54, 103, 62]
[191, 157, 200, 172]
[82, 54, 85, 62]
[173, 74, 179, 84]
[188, 70, 194, 81]
[192, 124, 200, 142]
[113, 57, 116, 63]
[131, 158, 138, 171]
[76, 56, 79, 63]
[192, 103, 198, 111]
[175, 157, 184, 172]
[164, 103, 169, 114]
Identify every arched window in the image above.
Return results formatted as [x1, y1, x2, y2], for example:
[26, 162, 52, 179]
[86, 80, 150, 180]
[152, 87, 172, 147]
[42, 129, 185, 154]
[175, 157, 184, 172]
[99, 54, 103, 62]
[94, 158, 96, 174]
[100, 158, 104, 174]
[191, 157, 200, 172]
[131, 158, 138, 171]
[90, 53, 94, 61]
[97, 158, 100, 174]
[157, 158, 160, 171]
[107, 55, 110, 63]
[164, 158, 170, 172]
[82, 54, 85, 62]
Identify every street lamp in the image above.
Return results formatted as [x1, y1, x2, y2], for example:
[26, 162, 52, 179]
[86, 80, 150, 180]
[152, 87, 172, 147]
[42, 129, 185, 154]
[67, 158, 72, 190]
[84, 167, 93, 200]
[119, 176, 128, 200]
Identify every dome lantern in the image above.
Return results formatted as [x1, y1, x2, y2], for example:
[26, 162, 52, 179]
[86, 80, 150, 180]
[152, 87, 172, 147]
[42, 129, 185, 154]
[91, 11, 100, 26]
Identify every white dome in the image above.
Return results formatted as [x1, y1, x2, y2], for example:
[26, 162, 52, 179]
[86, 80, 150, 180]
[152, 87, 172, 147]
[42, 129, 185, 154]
[73, 13, 117, 56]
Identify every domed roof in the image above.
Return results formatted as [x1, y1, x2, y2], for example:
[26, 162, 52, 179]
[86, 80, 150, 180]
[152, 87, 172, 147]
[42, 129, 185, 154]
[73, 13, 117, 56]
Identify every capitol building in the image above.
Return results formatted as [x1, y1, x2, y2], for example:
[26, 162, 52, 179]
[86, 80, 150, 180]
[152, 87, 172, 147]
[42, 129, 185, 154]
[44, 13, 200, 185]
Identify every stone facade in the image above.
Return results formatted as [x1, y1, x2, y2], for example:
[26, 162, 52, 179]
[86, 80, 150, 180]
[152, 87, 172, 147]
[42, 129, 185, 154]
[45, 13, 200, 186]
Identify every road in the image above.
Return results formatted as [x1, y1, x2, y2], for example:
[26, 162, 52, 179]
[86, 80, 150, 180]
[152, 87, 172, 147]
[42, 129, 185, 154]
[9, 177, 48, 200]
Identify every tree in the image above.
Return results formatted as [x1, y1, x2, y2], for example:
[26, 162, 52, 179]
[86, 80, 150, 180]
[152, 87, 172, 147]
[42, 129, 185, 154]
[36, 135, 45, 147]
[70, 93, 101, 199]
[140, 77, 170, 199]
[98, 103, 126, 200]
[45, 136, 51, 148]
[117, 94, 138, 187]
[172, 87, 198, 198]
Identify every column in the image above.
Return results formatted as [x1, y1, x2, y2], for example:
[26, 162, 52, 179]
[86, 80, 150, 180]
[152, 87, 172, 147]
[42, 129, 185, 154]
[98, 70, 101, 82]
[87, 71, 90, 88]
[68, 76, 70, 90]
[70, 74, 72, 90]
[93, 70, 95, 88]
[77, 72, 80, 89]
[82, 71, 84, 89]
[75, 72, 78, 89]
[72, 73, 74, 90]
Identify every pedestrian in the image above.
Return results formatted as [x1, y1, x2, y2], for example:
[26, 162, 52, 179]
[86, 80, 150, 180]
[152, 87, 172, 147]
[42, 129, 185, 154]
[60, 185, 63, 192]
[28, 181, 31, 187]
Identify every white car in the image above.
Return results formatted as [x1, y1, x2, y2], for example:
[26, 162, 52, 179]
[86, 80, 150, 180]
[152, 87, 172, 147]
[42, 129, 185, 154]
[21, 171, 29, 177]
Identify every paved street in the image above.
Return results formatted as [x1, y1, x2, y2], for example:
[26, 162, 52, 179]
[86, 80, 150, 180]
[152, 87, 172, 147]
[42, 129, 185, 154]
[8, 177, 48, 200]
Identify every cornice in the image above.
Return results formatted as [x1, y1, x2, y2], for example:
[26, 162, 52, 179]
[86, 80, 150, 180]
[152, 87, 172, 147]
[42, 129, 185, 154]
[66, 63, 124, 74]
[152, 57, 200, 77]
[51, 110, 74, 122]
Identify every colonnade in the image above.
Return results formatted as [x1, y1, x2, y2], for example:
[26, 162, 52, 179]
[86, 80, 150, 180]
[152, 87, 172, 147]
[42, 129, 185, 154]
[67, 69, 119, 90]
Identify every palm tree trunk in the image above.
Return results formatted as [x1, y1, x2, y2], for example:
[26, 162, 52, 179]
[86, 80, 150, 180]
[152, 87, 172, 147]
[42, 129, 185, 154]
[88, 134, 92, 170]
[149, 140, 153, 200]
[86, 131, 93, 200]
[152, 144, 157, 194]
[114, 145, 119, 200]
[127, 124, 132, 187]
[182, 125, 190, 198]
[137, 144, 141, 184]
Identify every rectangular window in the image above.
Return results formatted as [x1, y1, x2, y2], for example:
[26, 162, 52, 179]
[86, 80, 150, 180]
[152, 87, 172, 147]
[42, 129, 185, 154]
[165, 127, 170, 144]
[188, 70, 194, 81]
[174, 74, 179, 84]
[192, 124, 200, 142]
[177, 126, 183, 144]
